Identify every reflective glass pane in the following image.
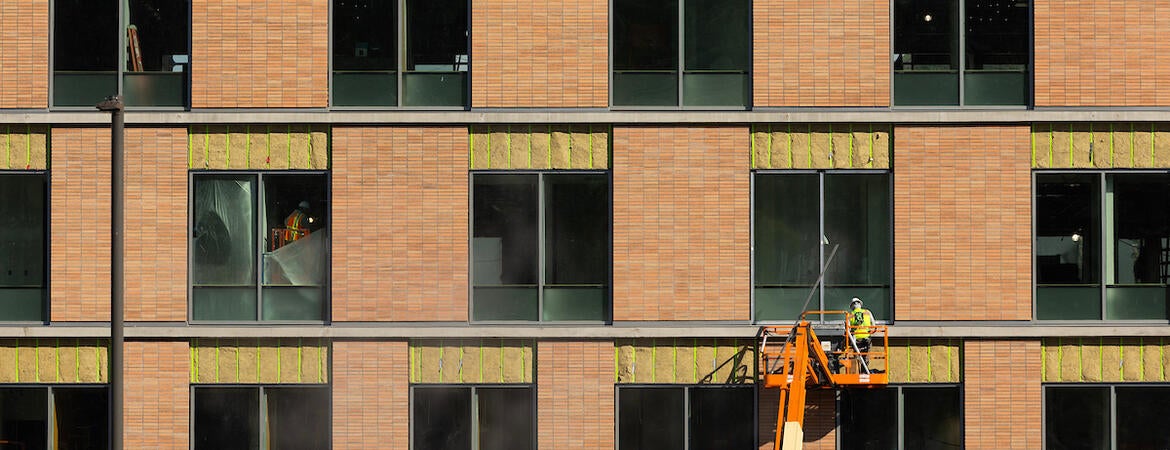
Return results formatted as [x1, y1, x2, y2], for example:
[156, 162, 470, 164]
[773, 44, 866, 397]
[1036, 286, 1101, 320]
[333, 0, 396, 72]
[53, 73, 119, 107]
[545, 174, 608, 286]
[964, 0, 1029, 106]
[894, 0, 959, 105]
[689, 387, 754, 450]
[333, 72, 397, 107]
[542, 287, 607, 321]
[1045, 387, 1108, 450]
[405, 0, 467, 107]
[1116, 386, 1170, 449]
[825, 286, 889, 321]
[478, 388, 534, 450]
[124, 0, 190, 107]
[472, 287, 538, 321]
[54, 0, 118, 107]
[0, 388, 48, 450]
[613, 0, 677, 72]
[54, 387, 110, 450]
[1107, 174, 1170, 286]
[1036, 174, 1101, 285]
[754, 174, 819, 319]
[755, 287, 819, 322]
[825, 173, 890, 316]
[903, 387, 962, 449]
[612, 72, 678, 107]
[402, 72, 467, 107]
[473, 174, 539, 288]
[123, 72, 186, 107]
[840, 388, 897, 450]
[414, 387, 472, 450]
[1105, 286, 1166, 320]
[0, 174, 46, 321]
[261, 286, 325, 321]
[682, 73, 748, 107]
[193, 387, 260, 450]
[266, 387, 330, 450]
[619, 387, 684, 450]
[192, 287, 258, 321]
[192, 176, 256, 287]
[684, 0, 748, 71]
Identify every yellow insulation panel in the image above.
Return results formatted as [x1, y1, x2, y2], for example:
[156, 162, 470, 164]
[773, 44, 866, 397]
[470, 125, 610, 170]
[615, 338, 755, 384]
[410, 339, 535, 384]
[1032, 123, 1170, 169]
[751, 124, 891, 169]
[882, 339, 961, 383]
[0, 339, 107, 383]
[1042, 337, 1170, 382]
[0, 125, 49, 170]
[190, 338, 328, 384]
[188, 124, 329, 170]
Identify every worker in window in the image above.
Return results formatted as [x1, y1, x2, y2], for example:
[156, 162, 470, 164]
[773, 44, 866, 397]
[848, 297, 874, 359]
[274, 200, 313, 249]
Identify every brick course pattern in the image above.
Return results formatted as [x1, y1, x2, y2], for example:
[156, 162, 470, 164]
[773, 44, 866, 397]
[0, 0, 47, 108]
[51, 128, 112, 321]
[191, 0, 327, 108]
[125, 341, 189, 449]
[126, 128, 188, 321]
[1035, 2, 1170, 106]
[612, 126, 750, 321]
[537, 341, 614, 449]
[964, 339, 1041, 449]
[333, 341, 409, 449]
[758, 389, 835, 450]
[471, 0, 607, 107]
[331, 127, 469, 321]
[753, 0, 890, 107]
[894, 126, 1032, 321]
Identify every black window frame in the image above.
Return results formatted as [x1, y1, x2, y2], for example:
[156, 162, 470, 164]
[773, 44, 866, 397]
[0, 171, 49, 323]
[751, 170, 893, 323]
[190, 384, 332, 450]
[469, 170, 613, 324]
[410, 384, 536, 450]
[188, 171, 332, 323]
[1043, 384, 1170, 450]
[50, 0, 192, 109]
[838, 384, 964, 450]
[615, 384, 757, 450]
[329, 0, 471, 109]
[0, 384, 111, 450]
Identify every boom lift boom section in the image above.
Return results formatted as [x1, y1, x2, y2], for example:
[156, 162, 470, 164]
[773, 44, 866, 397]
[758, 311, 889, 450]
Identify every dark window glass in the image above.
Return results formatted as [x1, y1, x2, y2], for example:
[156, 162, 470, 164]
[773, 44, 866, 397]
[1045, 387, 1109, 450]
[123, 0, 190, 107]
[1036, 173, 1102, 320]
[681, 0, 749, 107]
[824, 174, 891, 320]
[332, 0, 397, 106]
[54, 387, 110, 450]
[192, 174, 328, 321]
[0, 174, 47, 321]
[840, 388, 898, 450]
[893, 0, 959, 105]
[543, 173, 609, 321]
[903, 387, 961, 449]
[53, 0, 118, 107]
[963, 0, 1029, 105]
[612, 0, 678, 106]
[473, 174, 539, 321]
[403, 0, 468, 106]
[689, 387, 754, 450]
[414, 387, 472, 450]
[754, 174, 819, 321]
[193, 387, 260, 450]
[265, 387, 330, 450]
[1115, 387, 1170, 449]
[0, 388, 48, 450]
[478, 388, 534, 450]
[618, 387, 685, 450]
[1105, 174, 1170, 320]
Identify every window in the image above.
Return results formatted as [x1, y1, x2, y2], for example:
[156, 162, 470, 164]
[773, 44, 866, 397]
[1045, 385, 1170, 449]
[893, 0, 1030, 106]
[192, 386, 330, 450]
[617, 386, 754, 450]
[612, 0, 749, 107]
[471, 173, 610, 322]
[412, 385, 534, 450]
[332, 0, 469, 107]
[52, 0, 190, 108]
[0, 386, 109, 450]
[1036, 172, 1170, 321]
[753, 172, 891, 322]
[0, 173, 47, 321]
[190, 173, 329, 321]
[840, 385, 962, 449]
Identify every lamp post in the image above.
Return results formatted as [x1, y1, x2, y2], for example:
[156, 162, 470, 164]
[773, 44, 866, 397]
[96, 95, 124, 450]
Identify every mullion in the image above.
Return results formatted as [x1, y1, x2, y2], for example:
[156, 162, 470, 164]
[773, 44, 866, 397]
[256, 174, 265, 321]
[537, 174, 546, 321]
[818, 172, 826, 314]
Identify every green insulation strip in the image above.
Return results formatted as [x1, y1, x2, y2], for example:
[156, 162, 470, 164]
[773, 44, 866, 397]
[529, 125, 535, 168]
[75, 340, 81, 382]
[673, 340, 679, 383]
[265, 126, 272, 168]
[1030, 126, 1036, 166]
[522, 342, 529, 382]
[1119, 342, 1123, 379]
[256, 341, 261, 382]
[224, 126, 231, 168]
[1161, 338, 1166, 381]
[765, 125, 773, 168]
[630, 342, 636, 383]
[1108, 123, 1115, 166]
[1152, 123, 1157, 166]
[806, 124, 813, 167]
[246, 126, 251, 166]
[588, 125, 594, 168]
[906, 345, 911, 379]
[1079, 338, 1084, 382]
[848, 124, 855, 166]
[298, 338, 304, 382]
[191, 339, 198, 382]
[485, 126, 492, 167]
[277, 338, 283, 383]
[458, 342, 465, 383]
[947, 344, 953, 381]
[96, 343, 101, 381]
[25, 125, 32, 168]
[1048, 124, 1054, 167]
[827, 124, 834, 162]
[319, 343, 325, 383]
[693, 339, 699, 382]
[750, 126, 757, 168]
[437, 343, 444, 381]
[1087, 124, 1093, 165]
[215, 338, 220, 382]
[306, 125, 314, 165]
[12, 338, 17, 382]
[187, 128, 193, 168]
[926, 339, 932, 381]
[1100, 338, 1105, 380]
[566, 129, 573, 167]
[480, 343, 486, 383]
[411, 345, 418, 383]
[868, 124, 875, 168]
[203, 125, 211, 169]
[1140, 338, 1145, 382]
[5, 125, 11, 169]
[613, 346, 619, 382]
[1041, 339, 1047, 381]
[469, 130, 475, 168]
[506, 126, 512, 168]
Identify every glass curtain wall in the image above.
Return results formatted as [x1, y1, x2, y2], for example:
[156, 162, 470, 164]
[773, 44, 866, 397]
[0, 174, 47, 321]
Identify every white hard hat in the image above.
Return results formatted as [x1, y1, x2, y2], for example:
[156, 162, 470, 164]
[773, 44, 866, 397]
[298, 200, 311, 210]
[850, 297, 862, 307]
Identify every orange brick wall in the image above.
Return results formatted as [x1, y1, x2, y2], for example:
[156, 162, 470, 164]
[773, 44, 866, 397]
[0, 0, 48, 108]
[125, 340, 189, 450]
[471, 0, 608, 107]
[191, 0, 328, 108]
[612, 126, 750, 321]
[753, 0, 890, 107]
[964, 339, 1041, 449]
[333, 340, 409, 449]
[126, 128, 188, 321]
[51, 128, 111, 322]
[537, 341, 614, 449]
[331, 127, 469, 322]
[758, 389, 835, 450]
[1035, 1, 1170, 106]
[894, 126, 1032, 321]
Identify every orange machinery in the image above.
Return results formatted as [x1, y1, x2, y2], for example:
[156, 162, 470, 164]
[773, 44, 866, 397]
[759, 311, 889, 450]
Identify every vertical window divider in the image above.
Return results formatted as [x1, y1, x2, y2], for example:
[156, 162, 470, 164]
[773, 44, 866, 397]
[259, 386, 269, 450]
[256, 174, 265, 321]
[682, 386, 691, 450]
[818, 172, 827, 314]
[956, 0, 965, 105]
[1109, 385, 1117, 450]
[471, 386, 481, 450]
[676, 0, 685, 109]
[397, 0, 407, 107]
[1100, 172, 1107, 320]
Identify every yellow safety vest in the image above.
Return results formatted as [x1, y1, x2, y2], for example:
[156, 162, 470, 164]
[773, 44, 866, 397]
[850, 308, 873, 340]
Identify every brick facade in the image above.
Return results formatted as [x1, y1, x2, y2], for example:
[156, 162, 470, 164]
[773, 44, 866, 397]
[471, 0, 608, 108]
[612, 126, 750, 321]
[0, 0, 47, 108]
[331, 127, 469, 322]
[332, 340, 409, 449]
[537, 341, 614, 449]
[758, 389, 835, 450]
[50, 128, 112, 322]
[125, 128, 188, 321]
[191, 0, 328, 108]
[964, 339, 1042, 449]
[893, 125, 1032, 321]
[753, 0, 890, 107]
[1035, 1, 1170, 106]
[125, 340, 190, 450]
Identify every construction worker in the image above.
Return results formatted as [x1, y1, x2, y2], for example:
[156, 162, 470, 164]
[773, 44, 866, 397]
[274, 201, 313, 249]
[848, 297, 874, 357]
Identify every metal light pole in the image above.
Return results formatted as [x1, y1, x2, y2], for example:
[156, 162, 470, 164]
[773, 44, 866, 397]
[96, 95, 124, 450]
